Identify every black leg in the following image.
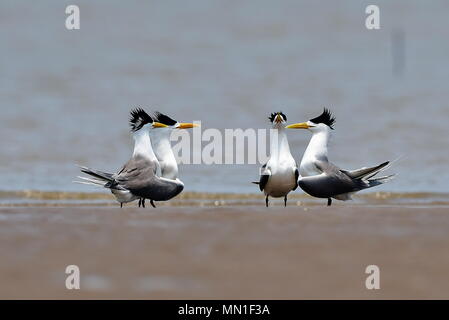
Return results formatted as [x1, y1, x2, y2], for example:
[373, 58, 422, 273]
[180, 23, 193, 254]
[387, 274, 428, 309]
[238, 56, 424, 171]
[138, 199, 141, 207]
[120, 203, 123, 208]
[284, 195, 287, 207]
[265, 196, 269, 207]
[327, 198, 332, 206]
[142, 199, 145, 208]
[150, 200, 156, 208]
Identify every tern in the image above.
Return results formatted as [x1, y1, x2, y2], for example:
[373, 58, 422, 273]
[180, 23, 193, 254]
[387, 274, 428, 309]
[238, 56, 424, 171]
[286, 108, 395, 206]
[147, 111, 198, 207]
[253, 112, 298, 207]
[150, 111, 198, 180]
[76, 108, 184, 208]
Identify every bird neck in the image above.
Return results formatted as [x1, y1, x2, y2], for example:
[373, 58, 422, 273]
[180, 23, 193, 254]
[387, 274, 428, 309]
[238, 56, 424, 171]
[132, 129, 158, 162]
[151, 130, 178, 179]
[302, 130, 330, 162]
[270, 127, 292, 161]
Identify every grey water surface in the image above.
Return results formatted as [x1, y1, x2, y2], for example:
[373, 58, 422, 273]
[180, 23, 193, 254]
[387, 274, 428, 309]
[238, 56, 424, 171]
[1, 0, 448, 194]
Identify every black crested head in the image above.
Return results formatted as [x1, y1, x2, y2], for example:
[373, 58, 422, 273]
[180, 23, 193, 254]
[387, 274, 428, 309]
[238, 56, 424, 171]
[310, 108, 336, 129]
[129, 108, 153, 132]
[268, 111, 287, 123]
[153, 111, 177, 126]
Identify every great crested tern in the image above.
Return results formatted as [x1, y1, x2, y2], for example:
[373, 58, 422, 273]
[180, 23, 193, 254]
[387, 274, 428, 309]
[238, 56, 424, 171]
[145, 111, 198, 207]
[253, 112, 298, 207]
[150, 111, 198, 180]
[286, 108, 395, 206]
[76, 108, 184, 208]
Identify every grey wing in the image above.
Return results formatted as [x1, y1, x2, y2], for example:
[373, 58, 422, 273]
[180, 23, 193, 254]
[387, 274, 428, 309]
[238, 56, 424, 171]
[340, 161, 390, 180]
[293, 166, 299, 190]
[298, 156, 359, 198]
[115, 156, 183, 201]
[259, 175, 269, 192]
[258, 163, 269, 192]
[114, 156, 157, 191]
[313, 156, 347, 178]
[143, 177, 184, 201]
[302, 156, 393, 198]
[298, 174, 353, 198]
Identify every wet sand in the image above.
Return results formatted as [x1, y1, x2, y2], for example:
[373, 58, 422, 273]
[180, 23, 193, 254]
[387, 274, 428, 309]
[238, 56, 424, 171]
[1, 204, 448, 299]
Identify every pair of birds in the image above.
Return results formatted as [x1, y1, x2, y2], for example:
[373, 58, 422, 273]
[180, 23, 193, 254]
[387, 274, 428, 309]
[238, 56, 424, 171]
[255, 109, 394, 207]
[76, 109, 197, 208]
[78, 108, 394, 208]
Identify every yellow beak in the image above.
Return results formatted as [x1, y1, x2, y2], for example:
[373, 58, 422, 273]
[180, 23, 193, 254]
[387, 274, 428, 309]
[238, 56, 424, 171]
[285, 122, 310, 129]
[177, 123, 199, 129]
[152, 122, 169, 128]
[274, 114, 283, 123]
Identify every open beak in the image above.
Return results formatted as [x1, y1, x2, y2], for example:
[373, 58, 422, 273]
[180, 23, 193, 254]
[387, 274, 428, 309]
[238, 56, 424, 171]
[152, 122, 169, 128]
[176, 123, 199, 129]
[274, 113, 283, 123]
[285, 122, 311, 129]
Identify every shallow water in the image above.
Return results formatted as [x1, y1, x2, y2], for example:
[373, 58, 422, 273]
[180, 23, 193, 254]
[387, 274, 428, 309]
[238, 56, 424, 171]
[0, 190, 448, 208]
[1, 0, 449, 195]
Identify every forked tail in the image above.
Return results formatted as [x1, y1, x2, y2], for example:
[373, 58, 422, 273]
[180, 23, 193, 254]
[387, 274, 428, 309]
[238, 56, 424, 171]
[360, 158, 399, 190]
[78, 166, 114, 182]
[365, 174, 396, 188]
[74, 166, 117, 189]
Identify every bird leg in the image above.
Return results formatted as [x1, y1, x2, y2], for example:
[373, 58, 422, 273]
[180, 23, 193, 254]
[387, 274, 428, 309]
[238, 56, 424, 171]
[150, 200, 156, 208]
[327, 198, 332, 206]
[284, 195, 287, 207]
[142, 199, 145, 208]
[120, 203, 123, 208]
[138, 199, 141, 207]
[265, 196, 269, 207]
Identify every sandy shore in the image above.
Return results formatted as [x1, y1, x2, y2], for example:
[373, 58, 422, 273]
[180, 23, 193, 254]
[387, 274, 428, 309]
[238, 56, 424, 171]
[0, 205, 448, 299]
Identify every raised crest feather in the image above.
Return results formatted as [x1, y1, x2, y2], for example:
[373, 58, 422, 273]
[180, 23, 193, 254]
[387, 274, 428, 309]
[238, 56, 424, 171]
[310, 108, 336, 129]
[129, 108, 153, 132]
[268, 111, 287, 123]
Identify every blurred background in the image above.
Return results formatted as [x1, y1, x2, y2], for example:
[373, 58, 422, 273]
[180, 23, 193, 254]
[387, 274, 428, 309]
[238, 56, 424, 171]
[0, 0, 448, 194]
